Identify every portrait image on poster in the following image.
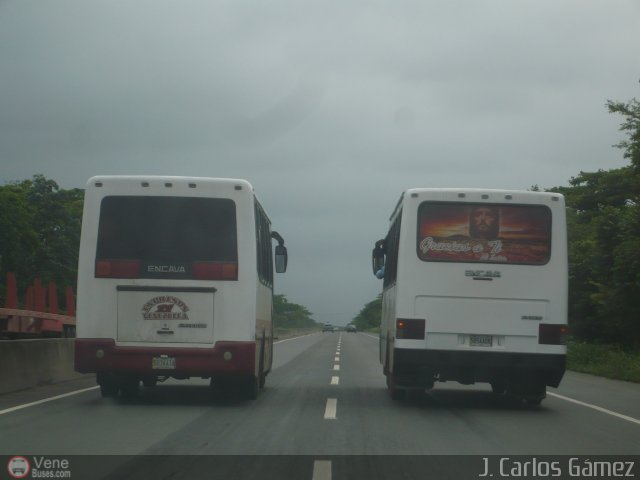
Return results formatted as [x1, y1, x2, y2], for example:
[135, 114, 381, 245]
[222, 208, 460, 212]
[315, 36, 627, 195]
[417, 202, 552, 265]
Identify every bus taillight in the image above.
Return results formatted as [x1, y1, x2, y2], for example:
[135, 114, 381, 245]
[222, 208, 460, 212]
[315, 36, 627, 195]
[192, 262, 238, 281]
[95, 260, 141, 278]
[396, 319, 425, 340]
[539, 324, 569, 345]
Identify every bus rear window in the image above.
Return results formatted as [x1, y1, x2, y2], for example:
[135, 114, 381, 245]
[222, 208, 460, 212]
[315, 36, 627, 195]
[417, 202, 551, 265]
[96, 196, 238, 279]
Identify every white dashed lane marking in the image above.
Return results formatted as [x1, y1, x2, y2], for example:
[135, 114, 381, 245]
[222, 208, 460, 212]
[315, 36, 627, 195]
[324, 398, 337, 419]
[312, 460, 332, 480]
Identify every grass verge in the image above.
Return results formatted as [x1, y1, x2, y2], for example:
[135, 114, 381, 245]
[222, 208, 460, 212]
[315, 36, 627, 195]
[567, 341, 640, 383]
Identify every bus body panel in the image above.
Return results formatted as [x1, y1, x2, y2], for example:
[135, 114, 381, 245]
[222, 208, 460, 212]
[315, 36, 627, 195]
[74, 339, 256, 377]
[379, 188, 568, 399]
[75, 176, 280, 393]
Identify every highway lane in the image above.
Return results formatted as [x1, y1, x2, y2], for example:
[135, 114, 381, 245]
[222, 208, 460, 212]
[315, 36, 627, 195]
[1, 332, 639, 477]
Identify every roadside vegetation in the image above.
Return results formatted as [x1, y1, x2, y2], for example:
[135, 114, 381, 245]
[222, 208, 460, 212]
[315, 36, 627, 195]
[352, 295, 382, 333]
[0, 175, 83, 304]
[272, 294, 320, 338]
[567, 342, 640, 383]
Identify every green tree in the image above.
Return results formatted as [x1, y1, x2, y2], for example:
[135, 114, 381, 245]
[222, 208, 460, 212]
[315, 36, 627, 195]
[607, 95, 640, 170]
[353, 294, 382, 331]
[0, 185, 39, 291]
[550, 88, 640, 346]
[273, 294, 316, 329]
[23, 175, 84, 290]
[0, 175, 84, 307]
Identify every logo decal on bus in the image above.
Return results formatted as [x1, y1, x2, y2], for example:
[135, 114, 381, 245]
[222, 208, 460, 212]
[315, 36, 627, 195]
[465, 270, 501, 278]
[142, 296, 190, 321]
[147, 265, 187, 274]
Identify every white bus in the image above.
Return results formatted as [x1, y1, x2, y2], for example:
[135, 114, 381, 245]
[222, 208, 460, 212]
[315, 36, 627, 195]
[74, 176, 287, 400]
[372, 188, 568, 404]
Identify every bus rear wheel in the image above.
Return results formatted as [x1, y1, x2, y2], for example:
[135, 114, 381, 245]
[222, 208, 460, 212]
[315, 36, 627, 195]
[142, 376, 158, 387]
[490, 381, 507, 395]
[119, 377, 140, 400]
[97, 373, 119, 398]
[386, 372, 405, 401]
[243, 376, 260, 400]
[258, 337, 267, 390]
[507, 379, 546, 405]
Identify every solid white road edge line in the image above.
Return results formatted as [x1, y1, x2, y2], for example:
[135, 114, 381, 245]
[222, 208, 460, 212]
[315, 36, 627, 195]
[324, 398, 337, 420]
[312, 460, 332, 480]
[0, 386, 100, 416]
[274, 332, 319, 344]
[547, 392, 640, 426]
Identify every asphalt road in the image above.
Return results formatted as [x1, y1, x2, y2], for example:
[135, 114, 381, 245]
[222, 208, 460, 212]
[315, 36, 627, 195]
[1, 332, 639, 479]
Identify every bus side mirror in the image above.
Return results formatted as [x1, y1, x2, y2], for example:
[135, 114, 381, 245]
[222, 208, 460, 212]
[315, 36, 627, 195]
[275, 244, 288, 273]
[372, 239, 386, 277]
[271, 231, 288, 273]
[372, 251, 385, 277]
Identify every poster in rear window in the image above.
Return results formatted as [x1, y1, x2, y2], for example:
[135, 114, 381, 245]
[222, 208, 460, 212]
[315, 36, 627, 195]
[417, 203, 552, 265]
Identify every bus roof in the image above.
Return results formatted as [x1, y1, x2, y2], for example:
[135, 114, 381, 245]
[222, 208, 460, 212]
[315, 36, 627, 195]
[85, 175, 254, 192]
[390, 188, 564, 221]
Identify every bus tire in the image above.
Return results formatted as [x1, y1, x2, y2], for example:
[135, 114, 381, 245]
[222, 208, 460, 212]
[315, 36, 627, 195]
[523, 385, 546, 406]
[97, 373, 119, 398]
[491, 381, 507, 395]
[258, 335, 266, 389]
[386, 372, 405, 401]
[142, 376, 158, 387]
[243, 375, 259, 400]
[119, 378, 140, 400]
[524, 397, 543, 406]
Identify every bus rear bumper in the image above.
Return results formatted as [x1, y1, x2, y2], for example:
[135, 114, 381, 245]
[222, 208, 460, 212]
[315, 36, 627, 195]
[74, 338, 255, 377]
[393, 348, 566, 388]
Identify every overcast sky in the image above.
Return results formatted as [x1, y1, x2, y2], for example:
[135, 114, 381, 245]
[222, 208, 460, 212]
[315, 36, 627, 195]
[1, 1, 639, 325]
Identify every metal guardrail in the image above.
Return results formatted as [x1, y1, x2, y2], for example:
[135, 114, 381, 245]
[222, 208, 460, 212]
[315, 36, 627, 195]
[0, 308, 76, 338]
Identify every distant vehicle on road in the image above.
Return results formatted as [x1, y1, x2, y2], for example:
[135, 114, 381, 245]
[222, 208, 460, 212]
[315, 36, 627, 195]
[346, 324, 357, 332]
[74, 176, 288, 400]
[322, 323, 334, 332]
[373, 188, 568, 405]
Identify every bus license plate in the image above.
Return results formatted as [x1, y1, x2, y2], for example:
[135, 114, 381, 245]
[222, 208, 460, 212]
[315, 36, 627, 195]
[152, 357, 176, 369]
[470, 335, 492, 347]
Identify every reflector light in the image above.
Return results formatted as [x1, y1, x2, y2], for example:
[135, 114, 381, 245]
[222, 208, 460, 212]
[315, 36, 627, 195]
[192, 262, 238, 281]
[95, 260, 141, 278]
[396, 319, 425, 340]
